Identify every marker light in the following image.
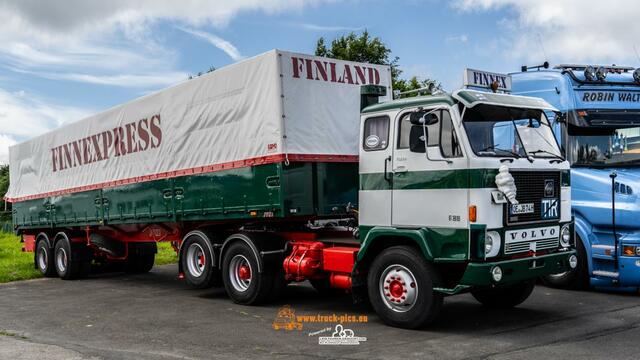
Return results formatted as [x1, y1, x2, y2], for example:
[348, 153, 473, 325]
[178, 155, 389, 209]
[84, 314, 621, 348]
[596, 66, 607, 81]
[634, 68, 640, 83]
[469, 205, 477, 223]
[584, 66, 596, 81]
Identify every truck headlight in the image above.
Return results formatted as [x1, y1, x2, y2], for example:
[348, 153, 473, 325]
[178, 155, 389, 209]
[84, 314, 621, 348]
[560, 224, 571, 248]
[596, 66, 607, 81]
[634, 68, 640, 84]
[485, 231, 501, 257]
[584, 66, 596, 81]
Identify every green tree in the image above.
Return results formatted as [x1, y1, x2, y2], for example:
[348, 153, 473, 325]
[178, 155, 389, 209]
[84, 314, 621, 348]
[315, 30, 440, 97]
[0, 164, 10, 219]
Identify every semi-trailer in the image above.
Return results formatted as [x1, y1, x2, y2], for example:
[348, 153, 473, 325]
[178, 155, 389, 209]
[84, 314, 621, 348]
[7, 51, 576, 328]
[512, 64, 640, 291]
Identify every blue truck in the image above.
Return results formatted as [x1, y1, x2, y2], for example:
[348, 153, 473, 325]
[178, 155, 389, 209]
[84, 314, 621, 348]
[511, 64, 640, 291]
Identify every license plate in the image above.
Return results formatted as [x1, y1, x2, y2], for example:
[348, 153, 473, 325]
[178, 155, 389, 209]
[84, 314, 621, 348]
[510, 203, 534, 215]
[505, 225, 559, 243]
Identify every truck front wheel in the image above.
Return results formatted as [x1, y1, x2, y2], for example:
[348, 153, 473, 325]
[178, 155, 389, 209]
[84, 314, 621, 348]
[222, 241, 273, 305]
[471, 281, 535, 308]
[367, 246, 443, 329]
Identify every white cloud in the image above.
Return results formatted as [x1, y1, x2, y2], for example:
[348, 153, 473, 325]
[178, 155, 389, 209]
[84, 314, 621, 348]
[298, 23, 363, 32]
[0, 0, 334, 88]
[177, 27, 244, 61]
[445, 34, 469, 44]
[0, 88, 95, 163]
[453, 0, 640, 65]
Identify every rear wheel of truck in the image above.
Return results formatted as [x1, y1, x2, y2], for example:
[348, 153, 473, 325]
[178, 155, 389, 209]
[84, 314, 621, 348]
[54, 236, 91, 280]
[222, 241, 273, 305]
[367, 246, 443, 329]
[181, 234, 218, 288]
[541, 237, 589, 290]
[471, 280, 535, 308]
[35, 238, 56, 277]
[124, 243, 156, 274]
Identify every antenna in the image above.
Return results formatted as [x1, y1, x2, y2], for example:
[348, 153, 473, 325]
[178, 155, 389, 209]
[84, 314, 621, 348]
[537, 33, 549, 62]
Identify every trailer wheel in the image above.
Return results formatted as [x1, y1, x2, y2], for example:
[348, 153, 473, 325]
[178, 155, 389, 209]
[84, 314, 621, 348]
[471, 280, 535, 308]
[222, 241, 273, 305]
[180, 235, 218, 289]
[54, 236, 91, 280]
[35, 238, 56, 277]
[367, 246, 443, 329]
[541, 237, 589, 290]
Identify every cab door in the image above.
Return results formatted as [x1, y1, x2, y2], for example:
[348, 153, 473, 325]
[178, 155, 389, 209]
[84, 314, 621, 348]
[359, 112, 394, 228]
[391, 107, 469, 228]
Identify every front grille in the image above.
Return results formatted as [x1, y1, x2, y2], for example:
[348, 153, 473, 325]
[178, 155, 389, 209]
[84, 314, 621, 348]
[504, 238, 559, 255]
[505, 171, 561, 225]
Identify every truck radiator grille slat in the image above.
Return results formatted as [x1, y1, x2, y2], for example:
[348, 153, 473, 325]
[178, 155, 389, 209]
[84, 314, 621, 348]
[504, 238, 559, 255]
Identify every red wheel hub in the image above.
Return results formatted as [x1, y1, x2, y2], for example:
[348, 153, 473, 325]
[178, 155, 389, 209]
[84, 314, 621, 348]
[238, 265, 251, 281]
[389, 280, 404, 298]
[198, 255, 205, 267]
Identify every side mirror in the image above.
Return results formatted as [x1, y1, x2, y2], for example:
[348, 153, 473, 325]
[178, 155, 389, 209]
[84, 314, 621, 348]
[409, 125, 426, 153]
[410, 111, 439, 126]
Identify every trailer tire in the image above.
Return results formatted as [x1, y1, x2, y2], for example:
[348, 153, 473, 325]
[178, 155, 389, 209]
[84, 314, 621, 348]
[541, 237, 589, 290]
[123, 243, 156, 274]
[471, 280, 535, 308]
[181, 235, 218, 289]
[222, 241, 273, 305]
[54, 236, 91, 280]
[367, 246, 443, 329]
[35, 238, 56, 277]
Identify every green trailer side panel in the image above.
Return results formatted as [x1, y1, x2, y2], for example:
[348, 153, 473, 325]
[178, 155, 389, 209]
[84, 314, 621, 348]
[50, 190, 102, 227]
[13, 162, 359, 231]
[174, 163, 282, 221]
[102, 179, 174, 224]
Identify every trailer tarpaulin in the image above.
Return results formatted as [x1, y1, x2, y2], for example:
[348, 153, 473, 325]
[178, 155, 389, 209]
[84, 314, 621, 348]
[6, 50, 391, 202]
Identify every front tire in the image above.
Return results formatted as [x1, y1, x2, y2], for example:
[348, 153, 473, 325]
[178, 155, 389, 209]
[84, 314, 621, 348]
[222, 241, 273, 305]
[367, 246, 443, 329]
[541, 237, 589, 290]
[471, 281, 535, 308]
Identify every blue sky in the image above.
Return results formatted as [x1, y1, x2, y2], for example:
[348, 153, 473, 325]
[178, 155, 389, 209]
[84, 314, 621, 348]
[0, 0, 638, 163]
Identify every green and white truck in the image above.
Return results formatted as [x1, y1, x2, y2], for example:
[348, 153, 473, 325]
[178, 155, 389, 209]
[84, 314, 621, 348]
[8, 51, 576, 328]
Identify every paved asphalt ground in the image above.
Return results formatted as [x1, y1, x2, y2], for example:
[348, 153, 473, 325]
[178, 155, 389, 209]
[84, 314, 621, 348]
[0, 264, 639, 360]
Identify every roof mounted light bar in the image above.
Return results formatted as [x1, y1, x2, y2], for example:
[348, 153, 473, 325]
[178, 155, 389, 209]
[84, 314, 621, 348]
[555, 64, 635, 72]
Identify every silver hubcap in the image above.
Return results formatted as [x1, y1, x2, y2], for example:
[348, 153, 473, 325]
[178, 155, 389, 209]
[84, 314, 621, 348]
[186, 243, 206, 277]
[379, 264, 418, 312]
[228, 255, 252, 292]
[37, 247, 48, 271]
[56, 247, 67, 274]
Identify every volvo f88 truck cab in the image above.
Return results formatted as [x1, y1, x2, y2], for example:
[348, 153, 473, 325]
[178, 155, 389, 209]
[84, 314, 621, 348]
[512, 64, 640, 291]
[357, 79, 576, 327]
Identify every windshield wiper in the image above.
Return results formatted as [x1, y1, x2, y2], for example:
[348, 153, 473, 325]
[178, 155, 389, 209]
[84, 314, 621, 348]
[528, 149, 565, 163]
[478, 145, 522, 159]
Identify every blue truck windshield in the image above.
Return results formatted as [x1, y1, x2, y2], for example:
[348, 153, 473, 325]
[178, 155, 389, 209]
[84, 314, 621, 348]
[568, 125, 640, 167]
[463, 106, 562, 159]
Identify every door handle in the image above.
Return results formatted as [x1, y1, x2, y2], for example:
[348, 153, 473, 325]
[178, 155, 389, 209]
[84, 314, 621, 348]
[383, 156, 392, 182]
[393, 166, 408, 173]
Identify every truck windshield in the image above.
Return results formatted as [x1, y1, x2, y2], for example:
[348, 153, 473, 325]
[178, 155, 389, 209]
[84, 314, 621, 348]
[462, 105, 562, 159]
[568, 125, 640, 167]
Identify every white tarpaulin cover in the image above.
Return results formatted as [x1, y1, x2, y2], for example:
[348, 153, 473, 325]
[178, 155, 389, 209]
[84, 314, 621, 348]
[7, 50, 391, 202]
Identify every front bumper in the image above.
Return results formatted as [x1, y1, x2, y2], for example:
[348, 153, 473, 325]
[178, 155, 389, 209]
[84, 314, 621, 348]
[435, 250, 575, 295]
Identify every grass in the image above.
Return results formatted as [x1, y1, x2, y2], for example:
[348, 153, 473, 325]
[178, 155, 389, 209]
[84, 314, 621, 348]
[0, 232, 178, 284]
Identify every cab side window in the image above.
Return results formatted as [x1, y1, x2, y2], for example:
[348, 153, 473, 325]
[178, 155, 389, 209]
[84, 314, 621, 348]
[439, 111, 462, 158]
[363, 116, 390, 151]
[397, 109, 462, 158]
